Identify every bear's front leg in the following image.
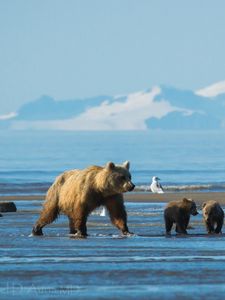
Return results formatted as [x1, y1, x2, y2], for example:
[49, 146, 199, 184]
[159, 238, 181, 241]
[174, 213, 189, 234]
[68, 217, 77, 235]
[70, 207, 88, 239]
[205, 220, 215, 234]
[175, 215, 191, 233]
[175, 217, 188, 234]
[105, 194, 133, 236]
[175, 224, 187, 234]
[184, 215, 190, 230]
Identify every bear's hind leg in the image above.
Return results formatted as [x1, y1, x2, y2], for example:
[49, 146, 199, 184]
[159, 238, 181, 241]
[32, 206, 59, 236]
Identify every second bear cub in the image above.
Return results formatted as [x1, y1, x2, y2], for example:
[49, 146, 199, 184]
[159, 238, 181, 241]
[164, 198, 198, 235]
[202, 200, 224, 234]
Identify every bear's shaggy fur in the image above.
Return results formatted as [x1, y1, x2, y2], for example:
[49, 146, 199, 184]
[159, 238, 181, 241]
[32, 161, 135, 238]
[202, 200, 224, 234]
[164, 198, 198, 235]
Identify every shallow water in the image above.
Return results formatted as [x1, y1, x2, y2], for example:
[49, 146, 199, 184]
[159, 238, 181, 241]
[1, 200, 225, 299]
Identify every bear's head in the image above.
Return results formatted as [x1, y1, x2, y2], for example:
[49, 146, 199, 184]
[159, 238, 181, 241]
[202, 201, 217, 220]
[99, 161, 135, 195]
[202, 202, 210, 220]
[182, 198, 199, 215]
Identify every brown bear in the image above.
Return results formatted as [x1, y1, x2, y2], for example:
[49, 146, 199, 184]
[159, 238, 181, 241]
[164, 198, 198, 235]
[32, 161, 135, 238]
[202, 200, 224, 234]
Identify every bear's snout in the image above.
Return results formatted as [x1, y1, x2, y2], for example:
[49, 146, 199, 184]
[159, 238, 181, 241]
[128, 182, 135, 191]
[192, 211, 199, 216]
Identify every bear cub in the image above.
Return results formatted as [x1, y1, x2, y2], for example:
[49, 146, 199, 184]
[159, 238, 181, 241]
[32, 161, 135, 238]
[164, 198, 198, 235]
[202, 200, 224, 234]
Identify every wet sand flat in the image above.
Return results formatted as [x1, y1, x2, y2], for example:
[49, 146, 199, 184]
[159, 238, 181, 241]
[126, 192, 225, 205]
[1, 191, 225, 205]
[0, 195, 225, 299]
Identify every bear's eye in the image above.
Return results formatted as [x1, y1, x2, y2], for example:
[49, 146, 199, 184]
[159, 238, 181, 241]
[119, 175, 126, 181]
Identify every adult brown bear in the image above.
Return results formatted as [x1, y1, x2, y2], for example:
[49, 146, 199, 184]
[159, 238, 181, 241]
[32, 161, 135, 238]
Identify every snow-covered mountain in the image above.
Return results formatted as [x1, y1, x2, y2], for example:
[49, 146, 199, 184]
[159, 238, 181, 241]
[196, 80, 225, 97]
[1, 81, 225, 130]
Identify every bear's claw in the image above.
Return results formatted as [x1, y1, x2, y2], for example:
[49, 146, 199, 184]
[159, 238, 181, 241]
[32, 226, 43, 236]
[122, 231, 134, 236]
[70, 232, 87, 239]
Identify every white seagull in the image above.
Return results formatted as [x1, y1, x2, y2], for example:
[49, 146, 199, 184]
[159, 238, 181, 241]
[100, 206, 107, 217]
[150, 176, 164, 193]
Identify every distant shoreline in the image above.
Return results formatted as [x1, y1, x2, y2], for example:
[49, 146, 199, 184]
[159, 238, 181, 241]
[0, 192, 224, 205]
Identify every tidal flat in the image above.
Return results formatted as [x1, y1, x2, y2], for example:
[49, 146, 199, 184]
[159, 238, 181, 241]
[0, 196, 225, 299]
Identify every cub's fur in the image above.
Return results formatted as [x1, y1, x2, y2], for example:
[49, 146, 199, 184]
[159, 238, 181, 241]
[164, 198, 198, 235]
[202, 200, 224, 234]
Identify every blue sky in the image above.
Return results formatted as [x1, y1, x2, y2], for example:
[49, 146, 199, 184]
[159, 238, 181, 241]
[0, 0, 225, 114]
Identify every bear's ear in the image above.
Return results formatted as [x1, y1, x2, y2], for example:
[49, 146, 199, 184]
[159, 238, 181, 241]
[106, 162, 115, 170]
[182, 198, 191, 203]
[123, 161, 130, 170]
[202, 202, 207, 208]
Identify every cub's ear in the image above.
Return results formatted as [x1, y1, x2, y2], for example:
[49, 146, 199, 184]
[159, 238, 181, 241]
[182, 198, 191, 203]
[202, 202, 207, 209]
[106, 162, 115, 170]
[123, 161, 130, 170]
